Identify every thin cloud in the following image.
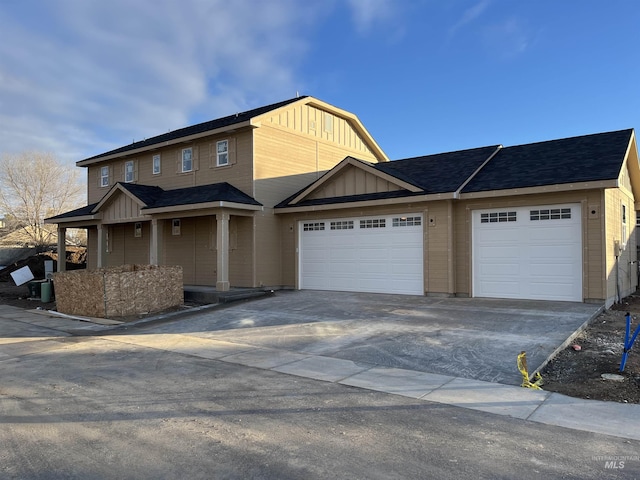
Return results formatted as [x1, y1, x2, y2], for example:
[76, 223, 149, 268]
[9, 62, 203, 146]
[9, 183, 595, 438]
[0, 0, 318, 164]
[448, 0, 491, 39]
[347, 0, 396, 35]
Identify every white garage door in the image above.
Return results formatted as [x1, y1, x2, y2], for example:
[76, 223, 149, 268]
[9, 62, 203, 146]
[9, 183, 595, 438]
[300, 214, 423, 295]
[472, 204, 582, 302]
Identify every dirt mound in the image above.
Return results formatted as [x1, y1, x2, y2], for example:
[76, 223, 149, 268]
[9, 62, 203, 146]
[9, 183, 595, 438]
[0, 247, 87, 282]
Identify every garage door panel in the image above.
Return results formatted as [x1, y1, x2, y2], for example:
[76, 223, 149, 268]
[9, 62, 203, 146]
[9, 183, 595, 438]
[473, 204, 582, 302]
[300, 215, 423, 295]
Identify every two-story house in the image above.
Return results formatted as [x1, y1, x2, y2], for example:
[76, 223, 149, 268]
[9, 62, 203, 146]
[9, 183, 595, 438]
[46, 96, 387, 291]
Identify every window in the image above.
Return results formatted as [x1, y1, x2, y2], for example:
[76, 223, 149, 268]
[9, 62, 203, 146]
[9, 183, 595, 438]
[100, 166, 109, 187]
[182, 148, 193, 172]
[323, 112, 333, 133]
[481, 211, 516, 223]
[360, 218, 386, 229]
[393, 216, 422, 227]
[530, 208, 571, 221]
[330, 220, 354, 230]
[124, 161, 134, 183]
[216, 140, 229, 166]
[134, 222, 142, 238]
[303, 222, 325, 231]
[152, 154, 161, 175]
[172, 219, 181, 236]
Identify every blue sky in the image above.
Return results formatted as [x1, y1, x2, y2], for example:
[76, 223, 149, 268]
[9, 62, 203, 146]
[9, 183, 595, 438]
[1, 0, 639, 167]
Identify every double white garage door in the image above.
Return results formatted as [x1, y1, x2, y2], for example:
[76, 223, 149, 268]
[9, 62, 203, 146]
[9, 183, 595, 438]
[299, 214, 424, 295]
[299, 204, 582, 301]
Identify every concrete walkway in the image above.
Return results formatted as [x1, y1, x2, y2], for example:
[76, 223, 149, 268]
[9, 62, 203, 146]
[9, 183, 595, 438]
[1, 303, 638, 442]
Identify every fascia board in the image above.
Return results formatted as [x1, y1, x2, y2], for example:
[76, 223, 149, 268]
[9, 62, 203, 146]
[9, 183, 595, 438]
[275, 192, 456, 214]
[459, 180, 618, 200]
[142, 201, 263, 215]
[44, 214, 101, 225]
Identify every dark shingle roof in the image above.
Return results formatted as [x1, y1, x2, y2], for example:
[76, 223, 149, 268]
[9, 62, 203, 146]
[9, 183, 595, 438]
[374, 146, 500, 194]
[45, 203, 98, 221]
[81, 96, 307, 163]
[141, 182, 261, 210]
[462, 129, 633, 193]
[118, 183, 164, 206]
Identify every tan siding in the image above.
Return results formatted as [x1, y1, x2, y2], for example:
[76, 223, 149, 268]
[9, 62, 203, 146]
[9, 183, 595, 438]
[229, 216, 254, 287]
[253, 124, 379, 208]
[163, 217, 197, 284]
[86, 130, 254, 204]
[604, 186, 637, 305]
[102, 194, 145, 223]
[253, 210, 283, 287]
[264, 104, 375, 157]
[194, 217, 215, 285]
[306, 165, 402, 200]
[424, 202, 451, 294]
[87, 227, 98, 270]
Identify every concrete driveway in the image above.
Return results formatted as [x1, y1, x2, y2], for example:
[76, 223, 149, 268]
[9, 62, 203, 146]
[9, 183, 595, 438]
[142, 291, 601, 385]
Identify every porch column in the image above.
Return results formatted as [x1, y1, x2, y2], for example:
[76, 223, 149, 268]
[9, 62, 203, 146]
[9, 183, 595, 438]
[149, 219, 163, 266]
[56, 226, 67, 272]
[216, 212, 230, 291]
[97, 225, 104, 268]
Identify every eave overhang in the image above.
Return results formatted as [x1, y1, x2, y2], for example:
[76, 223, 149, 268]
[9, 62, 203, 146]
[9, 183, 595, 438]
[276, 192, 457, 214]
[142, 201, 263, 215]
[459, 180, 618, 200]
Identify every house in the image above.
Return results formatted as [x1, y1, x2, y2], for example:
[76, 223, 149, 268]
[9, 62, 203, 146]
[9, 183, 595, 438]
[46, 96, 640, 307]
[45, 96, 387, 291]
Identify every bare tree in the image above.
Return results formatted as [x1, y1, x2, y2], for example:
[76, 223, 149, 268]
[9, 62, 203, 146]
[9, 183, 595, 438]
[0, 152, 84, 248]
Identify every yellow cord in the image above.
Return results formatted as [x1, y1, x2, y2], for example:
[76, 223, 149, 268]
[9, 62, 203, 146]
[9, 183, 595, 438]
[517, 351, 544, 390]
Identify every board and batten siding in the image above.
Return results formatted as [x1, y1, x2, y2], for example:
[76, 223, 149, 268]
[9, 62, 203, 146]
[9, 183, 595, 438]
[306, 164, 402, 201]
[104, 223, 150, 267]
[253, 118, 381, 208]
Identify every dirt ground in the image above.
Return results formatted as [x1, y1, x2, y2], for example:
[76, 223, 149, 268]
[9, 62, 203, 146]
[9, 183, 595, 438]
[0, 250, 639, 404]
[541, 295, 640, 404]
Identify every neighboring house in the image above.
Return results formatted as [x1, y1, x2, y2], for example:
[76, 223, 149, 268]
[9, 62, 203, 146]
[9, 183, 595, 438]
[46, 95, 640, 307]
[45, 96, 387, 291]
[276, 129, 639, 307]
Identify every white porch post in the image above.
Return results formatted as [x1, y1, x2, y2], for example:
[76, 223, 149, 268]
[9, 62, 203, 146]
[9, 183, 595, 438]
[149, 219, 162, 266]
[57, 226, 67, 272]
[97, 225, 104, 268]
[216, 212, 230, 291]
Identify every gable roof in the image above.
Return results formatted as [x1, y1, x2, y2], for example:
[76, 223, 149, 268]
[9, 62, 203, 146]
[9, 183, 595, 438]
[277, 129, 637, 211]
[276, 146, 500, 208]
[375, 145, 500, 194]
[462, 129, 634, 193]
[45, 182, 262, 224]
[77, 96, 308, 166]
[141, 182, 262, 211]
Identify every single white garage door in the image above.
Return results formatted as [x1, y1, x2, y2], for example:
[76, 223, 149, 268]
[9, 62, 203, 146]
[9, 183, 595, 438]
[300, 214, 423, 295]
[472, 204, 582, 302]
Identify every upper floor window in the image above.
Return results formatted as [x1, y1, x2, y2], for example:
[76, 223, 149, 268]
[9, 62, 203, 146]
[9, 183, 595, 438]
[152, 154, 161, 175]
[182, 148, 193, 172]
[124, 160, 134, 183]
[622, 203, 628, 248]
[100, 166, 109, 187]
[217, 140, 229, 166]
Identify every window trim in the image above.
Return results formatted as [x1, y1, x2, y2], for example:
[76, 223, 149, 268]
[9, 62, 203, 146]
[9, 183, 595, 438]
[181, 148, 193, 173]
[152, 154, 161, 175]
[216, 140, 229, 167]
[124, 160, 135, 183]
[100, 166, 109, 187]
